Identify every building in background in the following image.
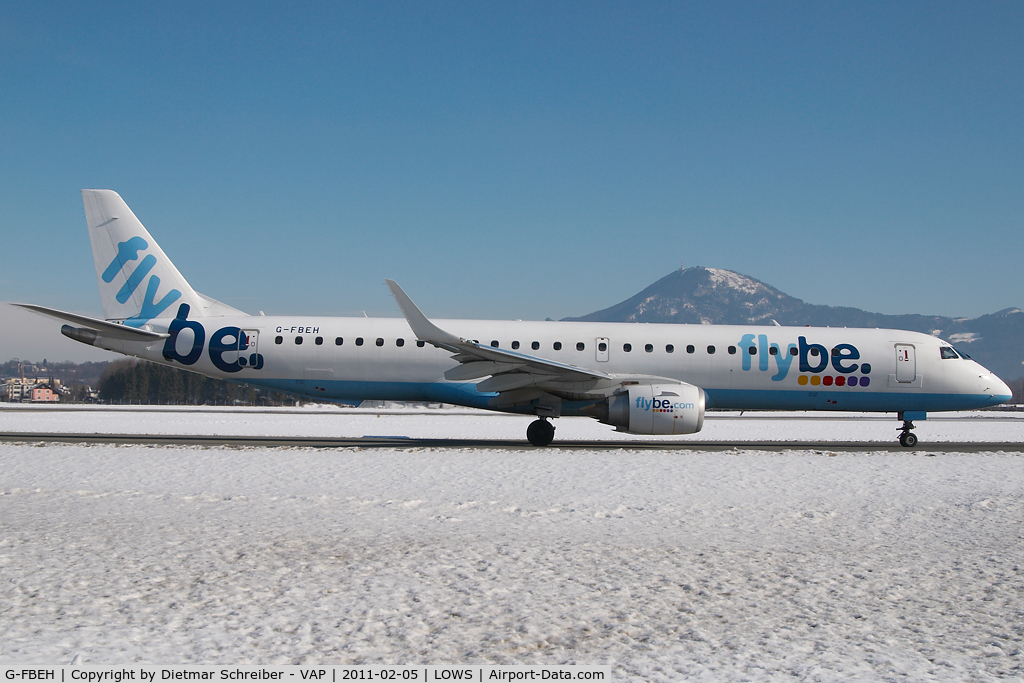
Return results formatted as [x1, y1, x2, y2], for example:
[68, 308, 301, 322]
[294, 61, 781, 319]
[3, 377, 67, 402]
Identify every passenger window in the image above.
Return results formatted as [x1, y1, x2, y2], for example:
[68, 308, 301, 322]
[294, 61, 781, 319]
[623, 343, 632, 352]
[769, 347, 777, 355]
[810, 348, 820, 357]
[295, 336, 303, 345]
[748, 346, 756, 355]
[491, 340, 499, 348]
[355, 337, 364, 346]
[275, 336, 283, 345]
[512, 341, 520, 350]
[790, 347, 798, 356]
[645, 344, 653, 353]
[666, 344, 674, 353]
[553, 342, 562, 350]
[531, 341, 540, 351]
[728, 346, 736, 354]
[335, 337, 343, 346]
[707, 345, 716, 354]
[315, 337, 323, 345]
[598, 342, 607, 352]
[396, 338, 405, 347]
[831, 347, 840, 356]
[576, 342, 585, 351]
[416, 340, 425, 348]
[940, 347, 958, 359]
[686, 345, 695, 354]
[376, 338, 384, 347]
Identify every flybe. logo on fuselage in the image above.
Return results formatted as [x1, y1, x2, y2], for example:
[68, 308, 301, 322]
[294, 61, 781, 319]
[162, 305, 264, 373]
[738, 334, 872, 387]
[103, 236, 181, 326]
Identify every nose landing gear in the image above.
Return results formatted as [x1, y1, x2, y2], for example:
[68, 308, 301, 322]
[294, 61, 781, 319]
[897, 411, 926, 447]
[898, 420, 918, 448]
[527, 418, 555, 447]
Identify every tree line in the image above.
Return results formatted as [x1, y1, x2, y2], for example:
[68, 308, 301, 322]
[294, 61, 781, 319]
[1008, 376, 1024, 404]
[98, 360, 293, 405]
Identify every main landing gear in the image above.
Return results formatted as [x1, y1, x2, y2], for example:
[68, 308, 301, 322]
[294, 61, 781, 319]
[898, 420, 918, 448]
[527, 418, 556, 447]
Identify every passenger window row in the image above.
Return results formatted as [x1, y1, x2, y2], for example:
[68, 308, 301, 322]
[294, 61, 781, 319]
[273, 336, 427, 348]
[271, 336, 834, 358]
[489, 341, 726, 354]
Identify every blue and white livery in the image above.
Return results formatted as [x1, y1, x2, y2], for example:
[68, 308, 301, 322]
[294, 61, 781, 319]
[18, 190, 1013, 447]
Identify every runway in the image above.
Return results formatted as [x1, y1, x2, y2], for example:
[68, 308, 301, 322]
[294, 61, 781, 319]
[1, 404, 1021, 452]
[0, 430, 1021, 451]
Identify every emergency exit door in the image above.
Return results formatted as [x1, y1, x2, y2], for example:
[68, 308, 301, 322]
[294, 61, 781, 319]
[895, 344, 916, 383]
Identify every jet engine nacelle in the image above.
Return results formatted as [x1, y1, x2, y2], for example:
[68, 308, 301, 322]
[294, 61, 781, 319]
[599, 383, 706, 435]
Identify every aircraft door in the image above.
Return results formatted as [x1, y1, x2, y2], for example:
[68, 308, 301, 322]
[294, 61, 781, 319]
[895, 344, 916, 383]
[596, 337, 609, 362]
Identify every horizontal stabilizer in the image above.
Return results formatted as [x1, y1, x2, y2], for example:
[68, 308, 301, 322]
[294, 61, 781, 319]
[14, 304, 169, 341]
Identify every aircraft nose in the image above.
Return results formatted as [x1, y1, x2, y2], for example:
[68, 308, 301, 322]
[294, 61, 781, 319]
[982, 373, 1013, 404]
[995, 376, 1013, 401]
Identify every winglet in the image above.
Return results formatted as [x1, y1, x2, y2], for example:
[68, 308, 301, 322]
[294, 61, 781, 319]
[385, 279, 462, 350]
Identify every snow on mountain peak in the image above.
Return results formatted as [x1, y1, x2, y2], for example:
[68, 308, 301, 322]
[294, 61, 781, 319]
[704, 268, 765, 295]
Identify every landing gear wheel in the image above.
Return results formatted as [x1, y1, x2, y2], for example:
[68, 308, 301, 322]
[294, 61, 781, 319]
[898, 419, 918, 448]
[527, 418, 555, 447]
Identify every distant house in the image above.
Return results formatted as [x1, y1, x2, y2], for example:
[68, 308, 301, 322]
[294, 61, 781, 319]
[2, 378, 63, 402]
[30, 386, 59, 402]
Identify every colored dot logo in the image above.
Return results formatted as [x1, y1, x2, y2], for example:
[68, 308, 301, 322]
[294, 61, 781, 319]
[798, 375, 870, 387]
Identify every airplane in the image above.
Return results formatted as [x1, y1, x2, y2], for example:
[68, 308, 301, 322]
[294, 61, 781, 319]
[16, 190, 1013, 447]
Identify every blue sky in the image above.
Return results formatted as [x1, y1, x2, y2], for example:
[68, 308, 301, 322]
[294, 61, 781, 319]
[2, 1, 1022, 362]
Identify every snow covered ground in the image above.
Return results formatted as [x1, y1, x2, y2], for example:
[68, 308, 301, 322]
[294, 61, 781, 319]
[2, 403, 1023, 443]
[1, 407, 1023, 680]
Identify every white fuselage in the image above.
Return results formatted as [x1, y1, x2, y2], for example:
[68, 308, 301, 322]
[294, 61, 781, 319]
[106, 314, 1010, 416]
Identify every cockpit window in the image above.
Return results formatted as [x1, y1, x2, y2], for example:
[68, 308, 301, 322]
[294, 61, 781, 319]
[954, 347, 972, 360]
[940, 347, 959, 360]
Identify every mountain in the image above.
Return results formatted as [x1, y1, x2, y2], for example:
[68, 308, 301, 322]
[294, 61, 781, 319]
[565, 267, 1024, 381]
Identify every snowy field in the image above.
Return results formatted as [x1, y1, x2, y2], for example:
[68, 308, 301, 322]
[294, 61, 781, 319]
[2, 402, 1023, 443]
[1, 407, 1023, 681]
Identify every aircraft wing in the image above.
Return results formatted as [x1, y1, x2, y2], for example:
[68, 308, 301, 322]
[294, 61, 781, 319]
[386, 280, 615, 397]
[14, 303, 170, 341]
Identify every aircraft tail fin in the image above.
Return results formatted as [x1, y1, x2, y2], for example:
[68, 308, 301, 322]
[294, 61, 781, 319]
[82, 190, 245, 325]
